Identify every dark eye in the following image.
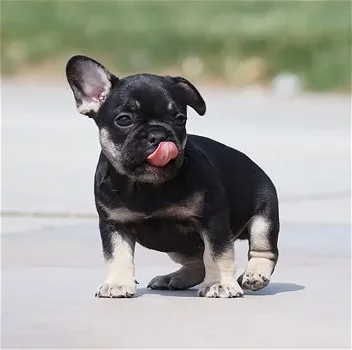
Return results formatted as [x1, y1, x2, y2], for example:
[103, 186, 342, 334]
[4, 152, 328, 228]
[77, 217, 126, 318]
[174, 114, 187, 127]
[114, 114, 133, 127]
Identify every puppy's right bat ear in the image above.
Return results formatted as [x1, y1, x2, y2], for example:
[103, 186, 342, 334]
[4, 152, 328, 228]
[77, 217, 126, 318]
[65, 55, 118, 118]
[168, 76, 206, 116]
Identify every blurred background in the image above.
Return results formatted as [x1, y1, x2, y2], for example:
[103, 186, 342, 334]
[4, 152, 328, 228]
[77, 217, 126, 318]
[1, 2, 351, 348]
[1, 0, 351, 91]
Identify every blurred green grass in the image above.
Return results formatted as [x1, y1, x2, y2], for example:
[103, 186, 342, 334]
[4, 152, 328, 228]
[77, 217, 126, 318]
[1, 0, 351, 91]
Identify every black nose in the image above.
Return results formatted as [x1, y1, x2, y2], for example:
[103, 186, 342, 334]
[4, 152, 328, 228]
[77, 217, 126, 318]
[147, 130, 168, 146]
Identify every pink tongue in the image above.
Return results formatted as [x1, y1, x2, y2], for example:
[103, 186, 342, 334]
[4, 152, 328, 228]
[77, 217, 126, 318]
[146, 142, 178, 167]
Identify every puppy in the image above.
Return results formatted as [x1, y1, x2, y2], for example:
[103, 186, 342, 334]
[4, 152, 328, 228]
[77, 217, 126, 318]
[66, 55, 280, 298]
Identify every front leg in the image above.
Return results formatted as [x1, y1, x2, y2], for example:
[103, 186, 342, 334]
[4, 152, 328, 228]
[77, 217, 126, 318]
[95, 220, 137, 298]
[198, 216, 243, 298]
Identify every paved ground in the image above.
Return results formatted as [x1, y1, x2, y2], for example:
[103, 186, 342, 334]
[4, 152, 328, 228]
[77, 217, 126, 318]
[1, 81, 351, 348]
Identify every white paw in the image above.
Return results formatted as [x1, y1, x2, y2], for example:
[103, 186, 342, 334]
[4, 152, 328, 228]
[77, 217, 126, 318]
[240, 272, 270, 291]
[239, 257, 274, 291]
[95, 282, 136, 298]
[197, 282, 243, 298]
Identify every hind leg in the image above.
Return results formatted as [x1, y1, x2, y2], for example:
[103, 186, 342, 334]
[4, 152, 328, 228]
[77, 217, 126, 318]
[148, 250, 205, 290]
[238, 214, 279, 291]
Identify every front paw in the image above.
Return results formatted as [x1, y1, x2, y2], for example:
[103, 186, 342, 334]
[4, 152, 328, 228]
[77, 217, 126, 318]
[238, 257, 274, 291]
[238, 272, 270, 291]
[95, 283, 136, 298]
[198, 282, 243, 298]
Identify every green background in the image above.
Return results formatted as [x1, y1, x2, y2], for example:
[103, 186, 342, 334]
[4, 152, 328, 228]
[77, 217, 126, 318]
[1, 0, 351, 91]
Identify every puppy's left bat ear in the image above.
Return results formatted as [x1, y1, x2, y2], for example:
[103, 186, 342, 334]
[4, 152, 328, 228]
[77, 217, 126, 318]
[66, 55, 118, 118]
[169, 77, 206, 116]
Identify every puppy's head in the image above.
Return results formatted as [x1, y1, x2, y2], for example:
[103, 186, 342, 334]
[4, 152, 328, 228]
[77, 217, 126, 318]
[66, 55, 206, 183]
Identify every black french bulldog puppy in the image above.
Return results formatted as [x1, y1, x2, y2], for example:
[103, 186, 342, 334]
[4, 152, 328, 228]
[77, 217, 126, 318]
[66, 55, 280, 298]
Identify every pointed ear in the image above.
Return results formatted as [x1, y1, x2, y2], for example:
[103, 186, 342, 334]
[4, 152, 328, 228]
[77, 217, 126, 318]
[169, 76, 206, 116]
[66, 55, 117, 117]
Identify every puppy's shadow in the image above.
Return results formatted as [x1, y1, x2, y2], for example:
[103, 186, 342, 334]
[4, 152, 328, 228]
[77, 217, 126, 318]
[137, 287, 198, 298]
[137, 283, 304, 298]
[244, 282, 305, 296]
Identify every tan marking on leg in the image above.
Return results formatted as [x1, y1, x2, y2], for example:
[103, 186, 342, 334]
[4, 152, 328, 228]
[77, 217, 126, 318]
[198, 235, 243, 298]
[249, 215, 272, 251]
[95, 233, 136, 298]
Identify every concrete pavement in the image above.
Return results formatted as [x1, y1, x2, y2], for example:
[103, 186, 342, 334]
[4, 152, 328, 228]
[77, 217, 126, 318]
[1, 222, 350, 348]
[1, 81, 351, 348]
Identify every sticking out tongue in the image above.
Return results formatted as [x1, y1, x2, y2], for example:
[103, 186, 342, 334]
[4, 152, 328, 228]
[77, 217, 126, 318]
[146, 142, 178, 167]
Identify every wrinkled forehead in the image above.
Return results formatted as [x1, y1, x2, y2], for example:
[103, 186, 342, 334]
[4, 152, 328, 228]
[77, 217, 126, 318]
[112, 78, 183, 115]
